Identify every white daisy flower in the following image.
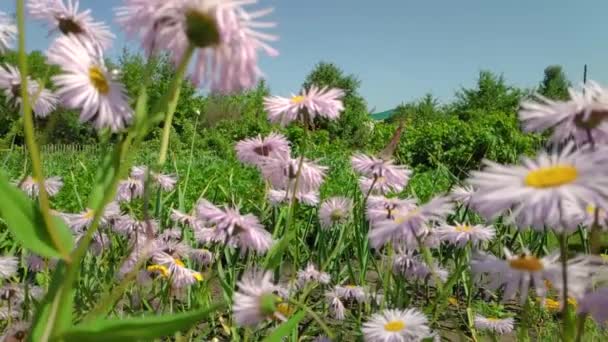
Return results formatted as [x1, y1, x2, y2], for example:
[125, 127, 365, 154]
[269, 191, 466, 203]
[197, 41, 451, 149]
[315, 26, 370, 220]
[0, 64, 59, 118]
[578, 287, 608, 327]
[469, 143, 608, 232]
[0, 256, 18, 279]
[473, 315, 514, 335]
[267, 188, 320, 206]
[435, 222, 495, 247]
[46, 35, 132, 132]
[519, 81, 608, 145]
[233, 269, 285, 327]
[449, 184, 475, 205]
[60, 201, 120, 233]
[362, 308, 430, 342]
[151, 253, 203, 289]
[28, 0, 114, 49]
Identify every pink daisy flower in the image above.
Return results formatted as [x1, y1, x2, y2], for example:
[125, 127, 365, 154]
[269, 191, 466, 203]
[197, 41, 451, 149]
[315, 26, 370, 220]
[264, 85, 345, 126]
[260, 154, 327, 195]
[28, 0, 114, 50]
[46, 35, 132, 132]
[449, 184, 475, 205]
[392, 251, 448, 285]
[578, 288, 608, 327]
[0, 256, 18, 279]
[0, 64, 58, 118]
[352, 153, 411, 190]
[0, 11, 16, 54]
[61, 201, 120, 233]
[233, 269, 285, 327]
[334, 284, 367, 303]
[519, 81, 608, 145]
[116, 0, 278, 93]
[235, 132, 290, 167]
[151, 252, 203, 288]
[297, 263, 330, 287]
[18, 175, 63, 198]
[196, 199, 273, 254]
[130, 165, 178, 191]
[435, 222, 495, 247]
[267, 188, 319, 206]
[366, 196, 417, 224]
[115, 177, 144, 202]
[318, 197, 352, 229]
[325, 290, 346, 320]
[368, 196, 453, 250]
[170, 208, 202, 230]
[474, 315, 514, 335]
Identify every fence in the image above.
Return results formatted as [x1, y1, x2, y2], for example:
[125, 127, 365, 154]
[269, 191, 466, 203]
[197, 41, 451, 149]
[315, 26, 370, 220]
[4, 144, 101, 155]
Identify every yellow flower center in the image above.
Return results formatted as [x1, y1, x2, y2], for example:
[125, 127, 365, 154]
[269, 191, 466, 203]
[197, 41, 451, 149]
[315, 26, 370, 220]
[447, 297, 458, 306]
[345, 285, 357, 289]
[193, 272, 203, 282]
[509, 255, 543, 272]
[455, 224, 473, 232]
[291, 95, 305, 104]
[394, 209, 420, 224]
[543, 298, 561, 311]
[84, 209, 95, 220]
[384, 320, 406, 332]
[544, 279, 553, 290]
[567, 297, 577, 308]
[276, 302, 292, 317]
[524, 165, 578, 188]
[173, 258, 185, 267]
[586, 204, 605, 217]
[89, 66, 110, 94]
[147, 264, 169, 278]
[330, 209, 344, 221]
[486, 317, 499, 322]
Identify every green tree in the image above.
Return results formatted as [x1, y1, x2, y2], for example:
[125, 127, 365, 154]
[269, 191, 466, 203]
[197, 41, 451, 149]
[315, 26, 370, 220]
[388, 93, 443, 125]
[452, 70, 522, 119]
[301, 62, 369, 147]
[538, 65, 570, 100]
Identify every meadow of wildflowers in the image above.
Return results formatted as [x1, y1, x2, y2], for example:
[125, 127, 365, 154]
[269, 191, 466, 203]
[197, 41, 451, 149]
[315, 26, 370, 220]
[1, 1, 608, 341]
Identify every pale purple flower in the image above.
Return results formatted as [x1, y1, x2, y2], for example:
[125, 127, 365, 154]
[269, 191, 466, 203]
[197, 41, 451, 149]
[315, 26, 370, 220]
[368, 196, 453, 250]
[362, 309, 430, 342]
[75, 231, 110, 256]
[392, 250, 448, 285]
[62, 201, 120, 233]
[112, 215, 159, 237]
[435, 222, 495, 247]
[474, 315, 514, 335]
[0, 321, 30, 342]
[189, 248, 214, 266]
[233, 269, 284, 327]
[170, 208, 202, 230]
[0, 12, 16, 54]
[158, 227, 182, 242]
[334, 285, 367, 303]
[0, 64, 58, 118]
[152, 252, 202, 288]
[261, 154, 327, 195]
[519, 81, 608, 145]
[27, 254, 50, 273]
[359, 176, 406, 195]
[325, 290, 346, 320]
[117, 234, 159, 279]
[46, 35, 132, 132]
[267, 188, 319, 206]
[18, 176, 63, 198]
[469, 143, 608, 232]
[366, 196, 417, 224]
[264, 86, 345, 126]
[196, 199, 273, 254]
[450, 185, 475, 205]
[578, 288, 608, 326]
[0, 284, 24, 305]
[0, 256, 18, 279]
[297, 263, 330, 287]
[562, 201, 608, 229]
[116, 177, 144, 202]
[352, 153, 411, 194]
[471, 248, 592, 304]
[319, 197, 352, 229]
[235, 132, 290, 167]
[28, 0, 114, 49]
[116, 0, 278, 93]
[130, 165, 178, 191]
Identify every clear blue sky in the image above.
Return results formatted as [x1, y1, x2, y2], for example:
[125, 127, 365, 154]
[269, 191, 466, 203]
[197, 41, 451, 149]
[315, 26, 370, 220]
[3, 0, 608, 112]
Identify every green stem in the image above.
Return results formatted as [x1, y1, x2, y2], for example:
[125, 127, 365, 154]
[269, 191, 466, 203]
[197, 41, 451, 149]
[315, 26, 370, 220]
[560, 233, 573, 341]
[288, 299, 334, 339]
[574, 313, 587, 342]
[158, 45, 195, 167]
[16, 0, 70, 261]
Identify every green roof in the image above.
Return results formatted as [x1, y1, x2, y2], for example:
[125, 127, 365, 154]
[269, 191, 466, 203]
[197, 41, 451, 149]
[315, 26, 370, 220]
[370, 109, 395, 121]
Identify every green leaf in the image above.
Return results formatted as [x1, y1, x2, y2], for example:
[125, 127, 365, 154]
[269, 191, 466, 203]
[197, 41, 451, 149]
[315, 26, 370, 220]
[87, 144, 122, 209]
[29, 261, 74, 342]
[0, 172, 73, 259]
[59, 303, 223, 342]
[262, 311, 306, 342]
